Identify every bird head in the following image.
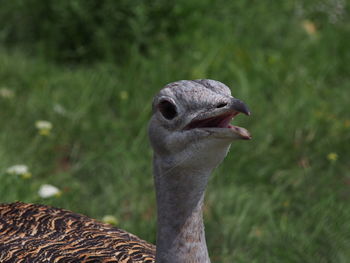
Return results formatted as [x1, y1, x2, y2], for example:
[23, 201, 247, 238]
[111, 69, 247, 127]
[148, 79, 251, 170]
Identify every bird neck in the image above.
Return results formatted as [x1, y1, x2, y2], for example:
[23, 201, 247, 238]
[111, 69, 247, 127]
[153, 155, 211, 263]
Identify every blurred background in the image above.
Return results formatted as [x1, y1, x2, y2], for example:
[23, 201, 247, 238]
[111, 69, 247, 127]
[0, 0, 349, 262]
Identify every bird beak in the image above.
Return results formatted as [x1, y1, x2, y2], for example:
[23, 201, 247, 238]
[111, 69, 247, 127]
[231, 98, 251, 116]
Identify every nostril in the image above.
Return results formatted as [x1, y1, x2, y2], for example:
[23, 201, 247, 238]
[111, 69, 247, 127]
[216, 102, 227, 108]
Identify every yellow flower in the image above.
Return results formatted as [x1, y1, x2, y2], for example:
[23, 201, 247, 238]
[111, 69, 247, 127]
[35, 120, 53, 136]
[327, 152, 338, 162]
[21, 172, 32, 179]
[120, 91, 129, 100]
[302, 20, 317, 36]
[102, 215, 119, 226]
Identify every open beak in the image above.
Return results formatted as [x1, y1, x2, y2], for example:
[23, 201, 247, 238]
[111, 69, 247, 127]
[185, 98, 251, 140]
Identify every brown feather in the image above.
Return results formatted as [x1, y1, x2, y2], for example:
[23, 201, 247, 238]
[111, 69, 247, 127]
[0, 202, 155, 262]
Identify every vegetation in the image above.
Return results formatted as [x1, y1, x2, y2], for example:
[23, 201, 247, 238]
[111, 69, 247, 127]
[0, 1, 349, 262]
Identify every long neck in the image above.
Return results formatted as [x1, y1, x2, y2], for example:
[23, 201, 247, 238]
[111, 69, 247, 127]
[153, 155, 211, 263]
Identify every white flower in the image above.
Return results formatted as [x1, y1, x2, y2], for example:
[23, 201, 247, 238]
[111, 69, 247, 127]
[6, 164, 31, 179]
[38, 184, 61, 198]
[53, 103, 67, 116]
[0, 88, 15, 98]
[7, 164, 29, 175]
[35, 120, 53, 130]
[35, 120, 53, 136]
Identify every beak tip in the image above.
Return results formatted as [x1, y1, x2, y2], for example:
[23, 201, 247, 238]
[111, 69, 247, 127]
[231, 98, 251, 116]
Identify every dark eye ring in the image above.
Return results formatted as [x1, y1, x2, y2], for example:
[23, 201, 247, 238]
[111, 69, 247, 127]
[158, 100, 178, 120]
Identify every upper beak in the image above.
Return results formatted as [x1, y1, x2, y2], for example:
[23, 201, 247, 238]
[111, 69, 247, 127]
[230, 98, 251, 116]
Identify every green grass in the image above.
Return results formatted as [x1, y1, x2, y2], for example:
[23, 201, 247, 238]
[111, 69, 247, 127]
[1, 1, 350, 262]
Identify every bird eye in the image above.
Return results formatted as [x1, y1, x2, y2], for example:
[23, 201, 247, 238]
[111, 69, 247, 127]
[216, 102, 227, 108]
[158, 100, 178, 120]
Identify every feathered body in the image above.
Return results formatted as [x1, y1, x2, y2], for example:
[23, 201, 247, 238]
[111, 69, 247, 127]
[0, 202, 155, 263]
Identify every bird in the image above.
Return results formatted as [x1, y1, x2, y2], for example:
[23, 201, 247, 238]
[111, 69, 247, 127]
[0, 79, 251, 263]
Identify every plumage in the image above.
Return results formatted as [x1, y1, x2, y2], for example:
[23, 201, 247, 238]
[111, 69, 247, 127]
[0, 202, 155, 262]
